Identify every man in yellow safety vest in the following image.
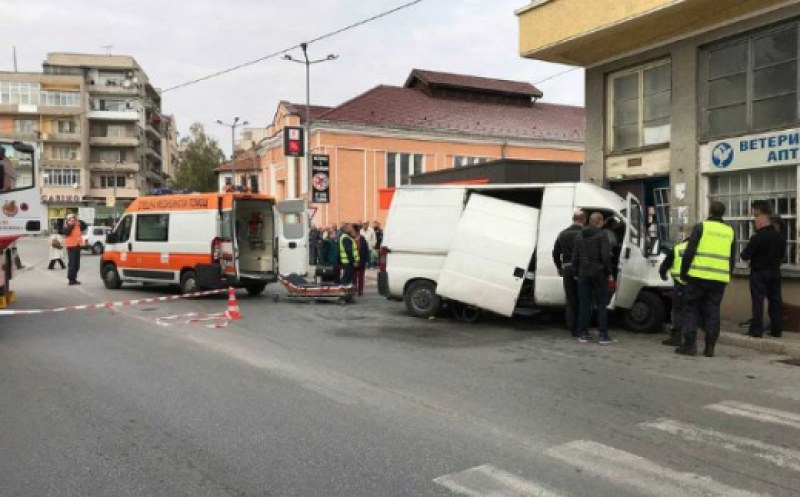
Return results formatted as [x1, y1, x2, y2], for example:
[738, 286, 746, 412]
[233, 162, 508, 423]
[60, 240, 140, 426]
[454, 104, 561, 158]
[676, 201, 735, 357]
[659, 230, 689, 346]
[338, 223, 360, 286]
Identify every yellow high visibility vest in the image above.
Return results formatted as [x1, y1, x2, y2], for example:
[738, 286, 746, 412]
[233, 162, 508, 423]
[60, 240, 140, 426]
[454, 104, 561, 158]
[670, 241, 687, 285]
[339, 234, 360, 264]
[687, 221, 734, 283]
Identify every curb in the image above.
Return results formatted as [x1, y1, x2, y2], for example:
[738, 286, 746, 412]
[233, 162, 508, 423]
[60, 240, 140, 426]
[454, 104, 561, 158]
[719, 331, 800, 359]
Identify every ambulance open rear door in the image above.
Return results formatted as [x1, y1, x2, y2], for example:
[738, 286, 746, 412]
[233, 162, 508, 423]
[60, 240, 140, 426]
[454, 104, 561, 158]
[275, 199, 309, 276]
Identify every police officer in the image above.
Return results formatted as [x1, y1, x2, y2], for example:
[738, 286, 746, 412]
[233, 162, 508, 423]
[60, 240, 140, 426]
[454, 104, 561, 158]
[677, 201, 735, 357]
[552, 209, 585, 337]
[659, 230, 689, 346]
[338, 223, 360, 286]
[61, 213, 87, 286]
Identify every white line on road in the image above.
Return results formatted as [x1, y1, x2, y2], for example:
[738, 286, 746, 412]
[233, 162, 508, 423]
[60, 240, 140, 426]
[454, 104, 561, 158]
[642, 418, 800, 473]
[433, 464, 568, 497]
[545, 440, 771, 497]
[706, 401, 800, 430]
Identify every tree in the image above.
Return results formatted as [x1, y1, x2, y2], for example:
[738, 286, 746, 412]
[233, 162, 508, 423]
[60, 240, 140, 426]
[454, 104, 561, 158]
[170, 123, 225, 192]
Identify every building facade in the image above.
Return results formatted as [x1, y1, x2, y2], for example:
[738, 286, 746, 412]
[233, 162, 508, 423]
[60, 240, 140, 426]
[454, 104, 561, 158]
[517, 0, 799, 326]
[0, 52, 169, 228]
[219, 69, 585, 227]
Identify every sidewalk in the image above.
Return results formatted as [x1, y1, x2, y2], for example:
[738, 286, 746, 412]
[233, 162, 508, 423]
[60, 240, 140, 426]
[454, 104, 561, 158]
[719, 324, 800, 359]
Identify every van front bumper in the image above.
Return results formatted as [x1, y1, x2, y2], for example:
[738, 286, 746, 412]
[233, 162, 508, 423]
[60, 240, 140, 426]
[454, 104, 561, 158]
[378, 271, 390, 297]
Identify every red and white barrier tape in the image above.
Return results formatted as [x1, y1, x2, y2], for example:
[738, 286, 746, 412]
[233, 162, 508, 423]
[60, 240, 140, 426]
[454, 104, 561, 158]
[0, 288, 228, 316]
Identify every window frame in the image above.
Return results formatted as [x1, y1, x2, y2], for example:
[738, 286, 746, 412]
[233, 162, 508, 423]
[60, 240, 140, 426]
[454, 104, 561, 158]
[135, 213, 170, 242]
[43, 168, 81, 187]
[453, 156, 490, 168]
[606, 58, 672, 153]
[385, 152, 425, 187]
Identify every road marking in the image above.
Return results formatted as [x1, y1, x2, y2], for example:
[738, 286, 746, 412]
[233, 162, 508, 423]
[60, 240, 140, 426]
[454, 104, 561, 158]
[642, 418, 800, 473]
[648, 372, 734, 391]
[545, 440, 771, 497]
[433, 464, 568, 497]
[706, 401, 800, 430]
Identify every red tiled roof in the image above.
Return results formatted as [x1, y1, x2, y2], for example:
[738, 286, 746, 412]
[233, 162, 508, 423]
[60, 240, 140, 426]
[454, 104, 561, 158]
[215, 154, 260, 172]
[406, 69, 543, 98]
[316, 85, 584, 142]
[285, 102, 333, 123]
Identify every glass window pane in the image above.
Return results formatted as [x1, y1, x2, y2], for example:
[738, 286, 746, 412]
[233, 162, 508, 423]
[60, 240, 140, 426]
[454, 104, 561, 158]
[413, 154, 423, 176]
[614, 73, 639, 101]
[386, 153, 396, 188]
[644, 63, 671, 95]
[643, 118, 670, 145]
[753, 93, 797, 130]
[753, 61, 797, 99]
[708, 104, 747, 136]
[754, 27, 798, 68]
[643, 91, 670, 121]
[708, 74, 747, 107]
[400, 154, 410, 185]
[614, 125, 639, 150]
[708, 42, 748, 79]
[614, 98, 639, 125]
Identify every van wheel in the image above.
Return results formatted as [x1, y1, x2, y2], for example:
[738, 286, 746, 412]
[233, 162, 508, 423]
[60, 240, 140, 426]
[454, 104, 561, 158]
[245, 282, 267, 296]
[102, 263, 122, 290]
[180, 270, 198, 295]
[623, 290, 665, 333]
[404, 280, 441, 318]
[91, 243, 104, 255]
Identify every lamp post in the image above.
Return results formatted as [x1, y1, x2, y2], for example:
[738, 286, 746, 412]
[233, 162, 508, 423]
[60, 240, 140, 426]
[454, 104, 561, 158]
[113, 160, 120, 223]
[284, 44, 338, 198]
[216, 117, 249, 161]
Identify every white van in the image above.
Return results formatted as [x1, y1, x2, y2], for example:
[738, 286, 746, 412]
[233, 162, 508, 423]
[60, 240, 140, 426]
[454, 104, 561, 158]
[101, 193, 308, 294]
[377, 182, 671, 332]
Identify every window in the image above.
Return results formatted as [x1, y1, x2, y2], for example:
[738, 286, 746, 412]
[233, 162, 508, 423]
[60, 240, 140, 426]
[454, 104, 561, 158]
[113, 215, 133, 243]
[50, 145, 79, 160]
[99, 175, 126, 188]
[40, 91, 80, 107]
[704, 23, 799, 138]
[386, 152, 424, 187]
[57, 120, 77, 134]
[708, 167, 797, 266]
[106, 125, 128, 138]
[454, 156, 490, 167]
[608, 60, 671, 151]
[43, 168, 80, 187]
[91, 149, 127, 164]
[281, 213, 304, 239]
[14, 120, 36, 134]
[0, 81, 41, 105]
[96, 99, 128, 111]
[136, 214, 169, 242]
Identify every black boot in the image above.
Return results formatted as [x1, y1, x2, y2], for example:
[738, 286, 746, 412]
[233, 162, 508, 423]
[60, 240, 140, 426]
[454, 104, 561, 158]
[704, 334, 718, 357]
[662, 328, 682, 346]
[675, 333, 697, 356]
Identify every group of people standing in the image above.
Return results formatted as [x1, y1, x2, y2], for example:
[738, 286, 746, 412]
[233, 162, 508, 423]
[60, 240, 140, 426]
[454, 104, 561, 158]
[311, 221, 383, 296]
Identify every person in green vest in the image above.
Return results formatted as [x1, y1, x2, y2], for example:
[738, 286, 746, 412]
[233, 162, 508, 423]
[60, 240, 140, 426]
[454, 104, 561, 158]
[339, 223, 361, 286]
[676, 201, 736, 357]
[659, 229, 690, 346]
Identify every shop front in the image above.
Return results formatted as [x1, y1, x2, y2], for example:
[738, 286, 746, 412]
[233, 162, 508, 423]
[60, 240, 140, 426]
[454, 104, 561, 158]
[43, 193, 82, 232]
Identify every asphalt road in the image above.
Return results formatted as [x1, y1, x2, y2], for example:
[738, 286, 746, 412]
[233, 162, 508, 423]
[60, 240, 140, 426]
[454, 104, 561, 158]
[2, 238, 799, 497]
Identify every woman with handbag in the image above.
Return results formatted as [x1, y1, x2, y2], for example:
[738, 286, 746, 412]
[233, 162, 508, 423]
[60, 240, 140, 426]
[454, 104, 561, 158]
[48, 232, 66, 270]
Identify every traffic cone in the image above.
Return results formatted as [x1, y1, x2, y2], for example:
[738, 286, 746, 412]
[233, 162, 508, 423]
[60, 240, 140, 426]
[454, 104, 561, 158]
[225, 287, 242, 321]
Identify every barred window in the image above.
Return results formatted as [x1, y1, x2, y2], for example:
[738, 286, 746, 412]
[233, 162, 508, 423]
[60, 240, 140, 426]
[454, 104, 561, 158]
[708, 167, 797, 267]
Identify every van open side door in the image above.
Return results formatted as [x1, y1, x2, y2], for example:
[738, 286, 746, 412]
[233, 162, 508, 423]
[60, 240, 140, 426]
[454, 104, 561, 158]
[435, 194, 539, 317]
[275, 199, 309, 276]
[613, 193, 649, 308]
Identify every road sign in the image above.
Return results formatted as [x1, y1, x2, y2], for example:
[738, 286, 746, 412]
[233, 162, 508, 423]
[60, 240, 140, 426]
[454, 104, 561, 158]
[311, 154, 330, 204]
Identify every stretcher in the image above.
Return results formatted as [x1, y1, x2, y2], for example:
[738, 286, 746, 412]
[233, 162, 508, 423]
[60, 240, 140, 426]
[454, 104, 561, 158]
[276, 274, 356, 304]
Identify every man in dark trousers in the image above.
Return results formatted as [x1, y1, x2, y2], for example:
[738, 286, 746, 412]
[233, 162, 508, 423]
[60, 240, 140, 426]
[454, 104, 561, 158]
[338, 223, 360, 286]
[677, 201, 735, 357]
[552, 209, 586, 337]
[659, 229, 689, 346]
[572, 212, 614, 345]
[61, 213, 87, 286]
[741, 201, 786, 338]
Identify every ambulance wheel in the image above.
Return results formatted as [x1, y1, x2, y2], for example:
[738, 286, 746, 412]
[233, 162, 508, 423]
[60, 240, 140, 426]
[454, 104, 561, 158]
[91, 243, 104, 255]
[623, 290, 665, 333]
[102, 263, 122, 290]
[405, 280, 441, 318]
[180, 270, 198, 295]
[245, 282, 267, 296]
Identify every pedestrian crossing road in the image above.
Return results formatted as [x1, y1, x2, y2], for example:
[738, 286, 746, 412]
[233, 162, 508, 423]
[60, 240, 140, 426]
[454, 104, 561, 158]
[434, 400, 799, 497]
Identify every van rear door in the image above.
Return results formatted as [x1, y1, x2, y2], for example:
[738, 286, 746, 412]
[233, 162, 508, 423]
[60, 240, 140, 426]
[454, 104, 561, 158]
[275, 199, 308, 276]
[613, 193, 649, 308]
[436, 194, 539, 317]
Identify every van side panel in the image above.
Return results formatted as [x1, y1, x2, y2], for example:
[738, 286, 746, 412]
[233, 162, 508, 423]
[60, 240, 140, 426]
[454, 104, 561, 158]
[383, 188, 466, 297]
[534, 185, 576, 306]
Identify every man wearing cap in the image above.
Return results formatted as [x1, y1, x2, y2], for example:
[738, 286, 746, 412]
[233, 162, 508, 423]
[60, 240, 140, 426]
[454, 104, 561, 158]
[659, 229, 690, 346]
[553, 209, 585, 337]
[61, 213, 87, 286]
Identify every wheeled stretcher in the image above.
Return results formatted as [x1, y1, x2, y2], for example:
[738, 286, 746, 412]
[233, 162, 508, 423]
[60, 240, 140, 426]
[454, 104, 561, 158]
[277, 274, 356, 304]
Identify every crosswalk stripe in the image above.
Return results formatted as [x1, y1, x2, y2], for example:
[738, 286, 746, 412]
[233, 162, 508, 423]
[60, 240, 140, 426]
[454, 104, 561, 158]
[545, 440, 771, 497]
[706, 401, 800, 430]
[642, 418, 800, 473]
[433, 464, 568, 497]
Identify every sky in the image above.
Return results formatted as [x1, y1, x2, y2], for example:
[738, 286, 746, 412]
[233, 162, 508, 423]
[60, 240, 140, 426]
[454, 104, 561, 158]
[5, 0, 584, 156]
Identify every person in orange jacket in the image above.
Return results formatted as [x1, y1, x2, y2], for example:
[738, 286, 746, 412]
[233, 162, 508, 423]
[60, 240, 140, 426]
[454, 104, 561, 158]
[61, 213, 87, 285]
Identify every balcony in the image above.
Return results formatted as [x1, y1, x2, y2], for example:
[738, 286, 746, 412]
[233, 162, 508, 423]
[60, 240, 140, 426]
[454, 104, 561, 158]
[88, 81, 139, 95]
[90, 135, 140, 147]
[0, 130, 37, 142]
[89, 162, 140, 173]
[517, 0, 788, 65]
[87, 109, 139, 121]
[42, 157, 82, 168]
[87, 187, 142, 199]
[44, 132, 82, 143]
[145, 123, 162, 138]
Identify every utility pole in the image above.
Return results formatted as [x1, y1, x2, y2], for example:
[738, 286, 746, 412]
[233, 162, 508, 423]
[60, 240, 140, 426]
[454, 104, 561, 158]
[12, 46, 17, 72]
[216, 117, 249, 161]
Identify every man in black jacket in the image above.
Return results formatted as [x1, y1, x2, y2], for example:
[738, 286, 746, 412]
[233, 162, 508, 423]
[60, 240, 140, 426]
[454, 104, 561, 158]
[572, 212, 614, 345]
[553, 209, 585, 336]
[742, 201, 786, 338]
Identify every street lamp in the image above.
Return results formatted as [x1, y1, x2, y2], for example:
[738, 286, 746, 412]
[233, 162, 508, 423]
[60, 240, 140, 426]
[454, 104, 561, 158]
[284, 44, 338, 197]
[113, 160, 121, 223]
[216, 116, 249, 161]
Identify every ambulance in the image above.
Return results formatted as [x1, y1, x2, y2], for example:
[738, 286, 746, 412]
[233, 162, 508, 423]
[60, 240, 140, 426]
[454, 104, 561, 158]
[100, 193, 308, 295]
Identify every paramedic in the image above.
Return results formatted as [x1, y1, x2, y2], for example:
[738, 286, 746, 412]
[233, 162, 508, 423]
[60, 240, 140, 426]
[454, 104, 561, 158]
[61, 213, 87, 286]
[676, 201, 735, 357]
[659, 230, 689, 346]
[572, 212, 614, 345]
[339, 223, 360, 286]
[552, 209, 585, 337]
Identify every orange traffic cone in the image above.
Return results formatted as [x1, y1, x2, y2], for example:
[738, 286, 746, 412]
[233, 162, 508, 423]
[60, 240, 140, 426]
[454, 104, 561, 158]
[225, 287, 242, 321]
